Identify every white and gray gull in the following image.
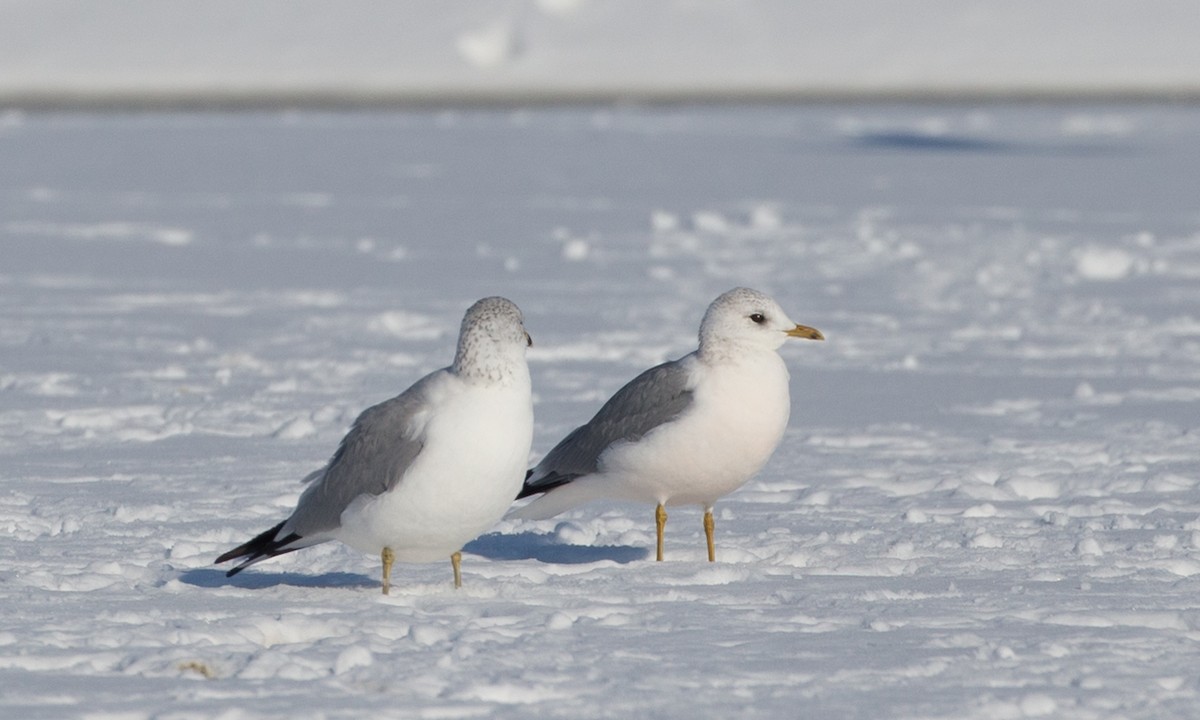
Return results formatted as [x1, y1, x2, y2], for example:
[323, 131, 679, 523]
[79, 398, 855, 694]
[511, 288, 823, 562]
[216, 297, 534, 593]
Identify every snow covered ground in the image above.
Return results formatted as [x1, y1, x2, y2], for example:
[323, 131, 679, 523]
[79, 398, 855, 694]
[3, 0, 1199, 104]
[2, 103, 1200, 718]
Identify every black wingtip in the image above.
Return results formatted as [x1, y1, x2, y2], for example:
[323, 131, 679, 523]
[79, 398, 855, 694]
[516, 471, 575, 500]
[214, 521, 302, 574]
[213, 545, 246, 565]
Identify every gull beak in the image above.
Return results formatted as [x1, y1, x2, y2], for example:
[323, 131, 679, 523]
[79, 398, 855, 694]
[525, 331, 533, 347]
[785, 324, 825, 341]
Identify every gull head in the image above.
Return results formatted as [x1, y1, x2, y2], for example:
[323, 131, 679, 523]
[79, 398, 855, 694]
[452, 296, 532, 381]
[698, 287, 824, 358]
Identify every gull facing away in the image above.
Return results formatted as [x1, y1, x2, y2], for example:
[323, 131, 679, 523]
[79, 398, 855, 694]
[216, 297, 534, 593]
[511, 288, 823, 562]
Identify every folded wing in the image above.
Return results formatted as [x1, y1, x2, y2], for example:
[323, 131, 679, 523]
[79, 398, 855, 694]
[519, 359, 694, 498]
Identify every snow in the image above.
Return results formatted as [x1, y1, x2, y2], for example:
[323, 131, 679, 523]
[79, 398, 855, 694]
[2, 1, 1199, 105]
[3, 104, 1200, 717]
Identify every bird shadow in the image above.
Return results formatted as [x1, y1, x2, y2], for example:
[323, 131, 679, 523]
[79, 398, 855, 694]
[464, 531, 649, 565]
[178, 533, 647, 590]
[847, 131, 1135, 157]
[178, 567, 378, 590]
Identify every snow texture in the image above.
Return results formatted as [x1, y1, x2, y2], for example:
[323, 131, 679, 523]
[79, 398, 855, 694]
[2, 105, 1200, 718]
[1, 1, 1198, 103]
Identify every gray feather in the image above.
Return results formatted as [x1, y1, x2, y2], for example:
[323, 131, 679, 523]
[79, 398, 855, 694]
[523, 359, 694, 495]
[283, 373, 436, 537]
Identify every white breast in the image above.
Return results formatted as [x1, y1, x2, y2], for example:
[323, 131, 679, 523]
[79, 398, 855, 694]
[335, 371, 533, 562]
[602, 352, 791, 507]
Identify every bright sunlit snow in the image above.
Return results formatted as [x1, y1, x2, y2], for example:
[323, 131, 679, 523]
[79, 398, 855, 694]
[2, 1, 1198, 102]
[2, 105, 1200, 718]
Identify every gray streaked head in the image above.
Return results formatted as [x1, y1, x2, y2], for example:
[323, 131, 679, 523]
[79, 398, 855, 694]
[452, 296, 532, 381]
[698, 287, 824, 359]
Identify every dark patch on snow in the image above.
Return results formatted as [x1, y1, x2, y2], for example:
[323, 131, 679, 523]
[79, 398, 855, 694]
[465, 532, 649, 564]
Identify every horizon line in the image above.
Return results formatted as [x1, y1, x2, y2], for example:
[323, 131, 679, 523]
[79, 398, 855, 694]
[4, 86, 1200, 112]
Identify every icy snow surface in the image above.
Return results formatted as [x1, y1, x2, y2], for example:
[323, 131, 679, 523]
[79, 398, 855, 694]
[2, 105, 1200, 718]
[3, 1, 1199, 102]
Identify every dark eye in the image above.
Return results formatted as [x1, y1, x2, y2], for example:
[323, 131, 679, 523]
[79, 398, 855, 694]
[749, 313, 766, 324]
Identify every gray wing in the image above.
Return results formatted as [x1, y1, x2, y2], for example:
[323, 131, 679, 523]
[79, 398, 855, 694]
[520, 359, 694, 497]
[282, 371, 438, 537]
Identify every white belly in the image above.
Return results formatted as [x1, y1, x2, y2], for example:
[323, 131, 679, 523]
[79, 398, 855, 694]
[602, 353, 791, 507]
[335, 380, 532, 561]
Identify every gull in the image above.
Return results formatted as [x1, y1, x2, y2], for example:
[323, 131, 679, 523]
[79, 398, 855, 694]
[216, 297, 533, 593]
[511, 288, 823, 562]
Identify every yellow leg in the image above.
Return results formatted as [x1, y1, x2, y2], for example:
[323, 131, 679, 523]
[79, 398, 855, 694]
[704, 508, 716, 562]
[655, 503, 667, 562]
[451, 551, 463, 589]
[381, 546, 395, 595]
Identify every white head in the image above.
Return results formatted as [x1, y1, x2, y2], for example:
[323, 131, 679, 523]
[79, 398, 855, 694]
[697, 287, 824, 361]
[452, 296, 532, 382]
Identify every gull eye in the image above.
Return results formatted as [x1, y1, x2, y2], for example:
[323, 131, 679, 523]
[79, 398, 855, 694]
[749, 313, 766, 325]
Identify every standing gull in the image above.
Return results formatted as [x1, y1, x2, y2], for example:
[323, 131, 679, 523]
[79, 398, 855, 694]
[216, 297, 533, 593]
[512, 288, 823, 562]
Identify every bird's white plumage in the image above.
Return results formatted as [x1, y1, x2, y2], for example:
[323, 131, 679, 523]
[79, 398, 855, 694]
[601, 352, 790, 506]
[513, 287, 817, 521]
[331, 298, 533, 562]
[218, 296, 533, 577]
[335, 368, 532, 561]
